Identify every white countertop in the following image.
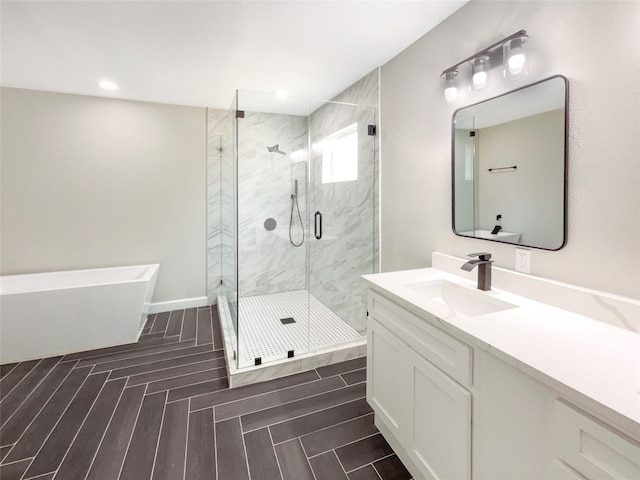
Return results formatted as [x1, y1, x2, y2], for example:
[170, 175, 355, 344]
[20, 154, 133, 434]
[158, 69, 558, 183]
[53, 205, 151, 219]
[362, 259, 640, 436]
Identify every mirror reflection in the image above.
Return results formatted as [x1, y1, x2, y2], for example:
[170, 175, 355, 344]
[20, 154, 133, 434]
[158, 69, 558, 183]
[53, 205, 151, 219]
[452, 75, 568, 250]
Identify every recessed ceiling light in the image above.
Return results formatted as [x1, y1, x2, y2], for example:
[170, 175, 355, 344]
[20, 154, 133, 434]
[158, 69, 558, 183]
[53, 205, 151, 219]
[98, 80, 119, 91]
[275, 89, 289, 97]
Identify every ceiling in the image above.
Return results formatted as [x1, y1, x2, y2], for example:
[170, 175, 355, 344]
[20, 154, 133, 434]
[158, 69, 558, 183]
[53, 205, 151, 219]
[1, 1, 467, 109]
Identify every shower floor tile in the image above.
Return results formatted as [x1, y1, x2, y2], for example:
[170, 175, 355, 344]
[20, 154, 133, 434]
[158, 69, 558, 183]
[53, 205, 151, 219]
[237, 290, 362, 366]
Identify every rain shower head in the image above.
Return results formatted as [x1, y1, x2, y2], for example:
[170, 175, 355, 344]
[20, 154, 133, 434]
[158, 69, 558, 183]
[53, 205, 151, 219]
[267, 144, 287, 155]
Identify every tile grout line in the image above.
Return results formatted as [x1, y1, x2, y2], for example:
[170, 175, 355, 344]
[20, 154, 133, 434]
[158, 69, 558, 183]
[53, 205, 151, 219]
[116, 383, 150, 480]
[267, 424, 285, 480]
[291, 412, 375, 453]
[70, 336, 188, 366]
[0, 359, 44, 403]
[0, 357, 76, 433]
[81, 380, 129, 480]
[239, 384, 365, 433]
[147, 391, 168, 480]
[330, 449, 350, 480]
[182, 398, 190, 480]
[213, 407, 219, 480]
[189, 372, 323, 413]
[132, 364, 227, 392]
[165, 376, 229, 404]
[298, 436, 319, 480]
[346, 452, 397, 476]
[120, 352, 223, 382]
[238, 416, 252, 480]
[46, 373, 113, 479]
[0, 362, 78, 456]
[101, 343, 216, 378]
[4, 366, 94, 471]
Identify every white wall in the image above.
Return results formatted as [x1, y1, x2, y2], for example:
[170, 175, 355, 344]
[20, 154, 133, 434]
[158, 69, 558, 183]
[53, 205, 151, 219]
[1, 88, 207, 303]
[380, 1, 640, 299]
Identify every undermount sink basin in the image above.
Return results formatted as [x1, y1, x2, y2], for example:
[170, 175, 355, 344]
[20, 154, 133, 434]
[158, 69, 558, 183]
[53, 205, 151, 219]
[405, 280, 517, 317]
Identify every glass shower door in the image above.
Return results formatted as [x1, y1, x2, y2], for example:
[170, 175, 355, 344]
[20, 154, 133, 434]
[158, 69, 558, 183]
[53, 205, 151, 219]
[235, 91, 311, 369]
[307, 101, 378, 339]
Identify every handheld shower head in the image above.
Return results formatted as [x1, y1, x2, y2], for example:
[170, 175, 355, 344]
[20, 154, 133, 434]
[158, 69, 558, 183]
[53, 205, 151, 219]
[267, 144, 287, 155]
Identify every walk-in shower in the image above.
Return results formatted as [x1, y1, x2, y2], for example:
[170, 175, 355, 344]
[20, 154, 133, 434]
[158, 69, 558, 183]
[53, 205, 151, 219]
[209, 82, 379, 385]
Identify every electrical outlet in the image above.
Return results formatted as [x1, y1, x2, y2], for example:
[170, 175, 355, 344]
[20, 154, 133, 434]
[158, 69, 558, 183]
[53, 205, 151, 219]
[515, 248, 531, 274]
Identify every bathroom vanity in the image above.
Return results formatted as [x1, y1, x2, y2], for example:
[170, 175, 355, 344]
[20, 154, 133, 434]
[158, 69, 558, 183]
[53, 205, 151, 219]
[363, 253, 640, 480]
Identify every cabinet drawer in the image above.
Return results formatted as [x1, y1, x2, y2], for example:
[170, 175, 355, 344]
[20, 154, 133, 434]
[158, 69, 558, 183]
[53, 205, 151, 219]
[554, 399, 640, 480]
[369, 291, 472, 386]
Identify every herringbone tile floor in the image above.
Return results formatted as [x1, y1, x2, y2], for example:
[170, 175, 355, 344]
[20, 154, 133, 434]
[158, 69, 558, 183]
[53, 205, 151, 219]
[0, 307, 411, 480]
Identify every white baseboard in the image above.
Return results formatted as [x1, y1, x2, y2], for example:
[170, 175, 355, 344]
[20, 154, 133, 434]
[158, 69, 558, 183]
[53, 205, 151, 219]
[149, 296, 209, 314]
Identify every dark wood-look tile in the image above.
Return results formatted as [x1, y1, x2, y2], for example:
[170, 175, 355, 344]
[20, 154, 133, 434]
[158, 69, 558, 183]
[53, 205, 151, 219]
[24, 372, 109, 478]
[185, 408, 215, 480]
[190, 370, 320, 412]
[54, 378, 127, 480]
[0, 363, 19, 379]
[309, 451, 349, 480]
[151, 312, 170, 334]
[126, 357, 226, 387]
[0, 356, 61, 423]
[0, 445, 11, 462]
[0, 361, 75, 444]
[244, 427, 282, 480]
[348, 464, 382, 480]
[166, 310, 185, 338]
[152, 399, 188, 480]
[316, 357, 366, 378]
[215, 417, 249, 480]
[300, 412, 377, 457]
[71, 338, 195, 366]
[0, 359, 41, 400]
[143, 313, 156, 330]
[342, 368, 366, 385]
[119, 391, 167, 480]
[85, 385, 146, 480]
[138, 332, 168, 342]
[25, 472, 56, 480]
[216, 376, 345, 422]
[167, 377, 228, 403]
[196, 308, 213, 346]
[180, 308, 197, 342]
[3, 366, 92, 459]
[275, 439, 314, 480]
[147, 366, 227, 395]
[242, 382, 366, 433]
[106, 347, 219, 379]
[374, 454, 412, 480]
[335, 434, 395, 473]
[93, 342, 209, 374]
[0, 458, 31, 480]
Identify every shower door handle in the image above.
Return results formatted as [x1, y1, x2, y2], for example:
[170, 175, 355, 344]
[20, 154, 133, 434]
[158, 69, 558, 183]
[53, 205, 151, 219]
[314, 211, 322, 240]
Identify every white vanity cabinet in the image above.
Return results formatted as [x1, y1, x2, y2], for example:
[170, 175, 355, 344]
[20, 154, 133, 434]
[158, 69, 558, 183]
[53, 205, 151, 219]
[366, 289, 640, 480]
[367, 292, 472, 480]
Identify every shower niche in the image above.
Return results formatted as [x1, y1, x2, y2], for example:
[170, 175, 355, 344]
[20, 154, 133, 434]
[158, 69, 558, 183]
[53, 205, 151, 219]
[209, 82, 379, 383]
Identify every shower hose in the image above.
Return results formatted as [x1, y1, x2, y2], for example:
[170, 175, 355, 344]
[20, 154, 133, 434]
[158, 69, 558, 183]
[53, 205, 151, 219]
[289, 193, 304, 247]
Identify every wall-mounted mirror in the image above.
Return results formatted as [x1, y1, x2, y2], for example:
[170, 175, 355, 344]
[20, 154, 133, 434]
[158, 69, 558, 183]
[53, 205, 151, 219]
[452, 75, 568, 250]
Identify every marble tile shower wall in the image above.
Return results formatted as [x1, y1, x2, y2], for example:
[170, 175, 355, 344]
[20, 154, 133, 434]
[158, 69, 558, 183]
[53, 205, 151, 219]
[308, 70, 379, 335]
[237, 112, 309, 296]
[207, 69, 379, 337]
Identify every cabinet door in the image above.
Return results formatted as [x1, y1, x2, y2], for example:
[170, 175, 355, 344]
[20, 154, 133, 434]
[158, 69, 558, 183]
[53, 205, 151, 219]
[367, 318, 409, 441]
[407, 348, 472, 480]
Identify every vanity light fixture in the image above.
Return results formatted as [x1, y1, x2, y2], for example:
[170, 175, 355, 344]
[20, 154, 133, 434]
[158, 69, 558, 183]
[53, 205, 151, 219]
[441, 30, 529, 102]
[443, 71, 459, 103]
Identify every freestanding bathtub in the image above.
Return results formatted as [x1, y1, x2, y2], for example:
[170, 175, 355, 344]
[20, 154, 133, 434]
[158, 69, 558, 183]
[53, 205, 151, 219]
[0, 264, 159, 364]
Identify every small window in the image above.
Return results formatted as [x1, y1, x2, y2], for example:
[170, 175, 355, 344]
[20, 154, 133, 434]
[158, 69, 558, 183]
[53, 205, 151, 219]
[322, 123, 358, 184]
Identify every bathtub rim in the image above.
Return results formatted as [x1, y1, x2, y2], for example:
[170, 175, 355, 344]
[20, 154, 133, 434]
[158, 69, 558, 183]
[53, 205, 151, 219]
[0, 263, 160, 295]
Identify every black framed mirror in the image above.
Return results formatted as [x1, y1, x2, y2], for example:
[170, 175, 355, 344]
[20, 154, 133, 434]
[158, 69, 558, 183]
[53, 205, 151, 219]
[452, 75, 568, 250]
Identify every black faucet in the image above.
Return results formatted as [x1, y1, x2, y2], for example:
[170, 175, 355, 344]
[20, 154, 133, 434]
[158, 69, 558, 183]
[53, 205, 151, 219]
[461, 252, 493, 291]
